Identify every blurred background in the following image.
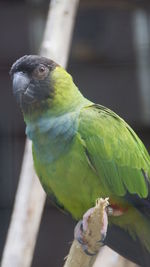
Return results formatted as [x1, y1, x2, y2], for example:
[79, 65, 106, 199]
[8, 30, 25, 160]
[0, 0, 150, 266]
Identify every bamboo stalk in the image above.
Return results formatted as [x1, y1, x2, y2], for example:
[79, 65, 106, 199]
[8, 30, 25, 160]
[1, 1, 79, 267]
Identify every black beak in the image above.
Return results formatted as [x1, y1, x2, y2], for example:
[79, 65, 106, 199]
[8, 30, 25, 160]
[13, 72, 30, 95]
[12, 72, 35, 106]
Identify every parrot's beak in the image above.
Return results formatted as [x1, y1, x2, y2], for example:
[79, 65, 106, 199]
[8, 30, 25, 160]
[12, 72, 35, 106]
[13, 72, 30, 95]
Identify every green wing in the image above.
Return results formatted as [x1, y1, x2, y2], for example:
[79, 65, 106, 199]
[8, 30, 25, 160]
[78, 104, 150, 198]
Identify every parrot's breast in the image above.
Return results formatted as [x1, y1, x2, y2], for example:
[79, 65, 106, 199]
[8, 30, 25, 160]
[26, 107, 104, 218]
[34, 136, 104, 219]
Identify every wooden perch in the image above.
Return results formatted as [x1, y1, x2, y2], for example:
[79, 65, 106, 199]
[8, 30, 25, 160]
[64, 197, 138, 267]
[64, 198, 109, 267]
[1, 1, 79, 267]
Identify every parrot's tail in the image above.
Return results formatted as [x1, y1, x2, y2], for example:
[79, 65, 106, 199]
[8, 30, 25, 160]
[105, 224, 150, 267]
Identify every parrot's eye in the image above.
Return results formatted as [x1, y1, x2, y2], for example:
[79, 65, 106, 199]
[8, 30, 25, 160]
[32, 64, 49, 80]
[38, 65, 46, 73]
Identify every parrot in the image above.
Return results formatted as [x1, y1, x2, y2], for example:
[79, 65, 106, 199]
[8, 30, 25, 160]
[10, 55, 150, 266]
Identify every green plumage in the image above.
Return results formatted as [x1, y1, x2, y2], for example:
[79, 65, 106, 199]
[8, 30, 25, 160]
[11, 55, 150, 266]
[32, 103, 149, 214]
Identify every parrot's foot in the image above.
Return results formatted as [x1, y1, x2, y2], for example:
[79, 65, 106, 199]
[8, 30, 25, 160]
[74, 206, 108, 256]
[74, 220, 96, 256]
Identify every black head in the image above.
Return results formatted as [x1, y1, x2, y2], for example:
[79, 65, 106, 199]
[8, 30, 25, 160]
[10, 55, 58, 110]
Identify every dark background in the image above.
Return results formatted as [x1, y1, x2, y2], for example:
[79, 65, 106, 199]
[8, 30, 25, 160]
[0, 0, 150, 266]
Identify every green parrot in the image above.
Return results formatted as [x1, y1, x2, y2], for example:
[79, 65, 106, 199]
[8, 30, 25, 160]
[10, 55, 150, 266]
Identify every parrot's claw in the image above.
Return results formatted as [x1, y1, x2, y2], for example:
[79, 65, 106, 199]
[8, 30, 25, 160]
[75, 221, 84, 244]
[82, 246, 98, 256]
[74, 207, 107, 256]
[74, 220, 84, 244]
[107, 206, 114, 216]
[75, 220, 98, 256]
[97, 233, 106, 244]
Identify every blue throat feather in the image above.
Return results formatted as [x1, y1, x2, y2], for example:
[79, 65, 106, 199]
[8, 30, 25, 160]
[26, 111, 80, 163]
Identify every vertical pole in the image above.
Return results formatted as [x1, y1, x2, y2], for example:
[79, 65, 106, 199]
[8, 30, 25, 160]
[1, 1, 79, 266]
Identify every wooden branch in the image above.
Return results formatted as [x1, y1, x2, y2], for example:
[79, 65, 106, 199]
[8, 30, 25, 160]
[1, 1, 79, 267]
[1, 140, 45, 267]
[63, 198, 109, 267]
[41, 0, 79, 66]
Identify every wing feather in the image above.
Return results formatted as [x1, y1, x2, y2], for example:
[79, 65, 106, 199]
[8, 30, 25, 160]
[78, 104, 150, 198]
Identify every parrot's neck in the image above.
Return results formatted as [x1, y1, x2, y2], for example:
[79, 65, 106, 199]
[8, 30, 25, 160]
[25, 97, 91, 163]
[26, 111, 78, 163]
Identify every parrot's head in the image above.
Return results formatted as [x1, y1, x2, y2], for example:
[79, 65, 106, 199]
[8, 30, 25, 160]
[10, 55, 83, 120]
[10, 55, 58, 117]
